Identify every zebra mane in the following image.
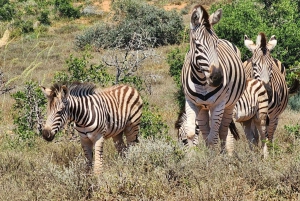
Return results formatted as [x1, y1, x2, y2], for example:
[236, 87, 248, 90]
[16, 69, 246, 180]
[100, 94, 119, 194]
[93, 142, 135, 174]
[50, 82, 96, 98]
[258, 32, 267, 54]
[192, 4, 211, 29]
[68, 82, 97, 96]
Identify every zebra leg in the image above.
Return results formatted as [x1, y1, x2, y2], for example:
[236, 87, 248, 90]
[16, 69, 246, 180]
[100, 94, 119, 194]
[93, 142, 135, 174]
[93, 136, 105, 175]
[80, 136, 94, 172]
[197, 109, 210, 144]
[218, 106, 234, 154]
[241, 119, 256, 150]
[254, 119, 268, 158]
[113, 133, 127, 157]
[124, 121, 140, 146]
[267, 117, 278, 143]
[207, 103, 226, 148]
[185, 100, 199, 147]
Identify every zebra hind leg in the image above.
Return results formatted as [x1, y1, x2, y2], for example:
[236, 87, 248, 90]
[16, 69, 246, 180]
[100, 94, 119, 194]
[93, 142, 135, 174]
[80, 136, 94, 173]
[112, 132, 127, 157]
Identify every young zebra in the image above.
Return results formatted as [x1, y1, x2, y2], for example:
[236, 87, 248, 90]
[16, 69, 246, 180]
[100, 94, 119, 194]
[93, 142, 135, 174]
[243, 33, 288, 146]
[181, 5, 246, 152]
[41, 82, 143, 174]
[176, 78, 269, 157]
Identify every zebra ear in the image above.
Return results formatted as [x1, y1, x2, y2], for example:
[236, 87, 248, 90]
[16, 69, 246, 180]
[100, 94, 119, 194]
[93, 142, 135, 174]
[244, 35, 256, 52]
[267, 35, 277, 51]
[61, 85, 69, 101]
[209, 8, 223, 26]
[40, 86, 52, 98]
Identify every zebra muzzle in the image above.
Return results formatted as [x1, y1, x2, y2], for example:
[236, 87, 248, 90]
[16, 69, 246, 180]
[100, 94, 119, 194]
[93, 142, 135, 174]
[42, 128, 55, 141]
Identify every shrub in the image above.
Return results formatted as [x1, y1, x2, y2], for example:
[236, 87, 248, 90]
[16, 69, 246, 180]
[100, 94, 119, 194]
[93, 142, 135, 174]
[75, 0, 184, 50]
[54, 0, 80, 19]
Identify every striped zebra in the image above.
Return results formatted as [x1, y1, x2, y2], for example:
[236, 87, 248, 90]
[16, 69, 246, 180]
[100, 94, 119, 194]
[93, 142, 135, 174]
[181, 5, 246, 152]
[243, 33, 288, 147]
[176, 78, 268, 156]
[41, 82, 143, 174]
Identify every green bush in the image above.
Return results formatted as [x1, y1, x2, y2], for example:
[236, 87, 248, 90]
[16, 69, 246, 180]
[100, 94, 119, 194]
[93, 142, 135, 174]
[140, 100, 169, 139]
[53, 52, 113, 86]
[211, 0, 300, 67]
[167, 46, 188, 110]
[75, 0, 184, 49]
[54, 0, 80, 19]
[11, 81, 47, 142]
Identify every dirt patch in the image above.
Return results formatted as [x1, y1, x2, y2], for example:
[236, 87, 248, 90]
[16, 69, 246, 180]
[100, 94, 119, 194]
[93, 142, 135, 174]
[164, 2, 187, 11]
[94, 0, 111, 12]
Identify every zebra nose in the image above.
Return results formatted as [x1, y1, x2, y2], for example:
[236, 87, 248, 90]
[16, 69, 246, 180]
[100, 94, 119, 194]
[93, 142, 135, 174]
[42, 128, 55, 141]
[208, 64, 223, 87]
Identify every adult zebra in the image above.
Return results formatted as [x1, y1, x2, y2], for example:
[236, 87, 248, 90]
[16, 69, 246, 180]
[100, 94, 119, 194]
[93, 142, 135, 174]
[181, 5, 246, 152]
[243, 33, 288, 148]
[41, 82, 143, 174]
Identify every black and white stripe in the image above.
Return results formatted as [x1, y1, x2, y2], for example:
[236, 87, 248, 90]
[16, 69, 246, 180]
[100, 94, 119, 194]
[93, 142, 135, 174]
[180, 5, 246, 152]
[41, 82, 143, 174]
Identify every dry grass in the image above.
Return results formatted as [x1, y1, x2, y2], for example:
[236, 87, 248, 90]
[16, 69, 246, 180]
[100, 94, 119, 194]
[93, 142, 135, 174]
[1, 0, 300, 200]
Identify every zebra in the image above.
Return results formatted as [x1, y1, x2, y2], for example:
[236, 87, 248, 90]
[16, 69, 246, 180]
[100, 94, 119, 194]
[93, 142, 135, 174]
[41, 82, 143, 174]
[176, 78, 268, 156]
[243, 33, 288, 148]
[180, 5, 246, 152]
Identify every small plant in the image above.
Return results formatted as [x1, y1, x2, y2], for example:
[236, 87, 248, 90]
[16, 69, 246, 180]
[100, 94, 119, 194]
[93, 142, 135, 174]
[284, 124, 300, 138]
[38, 10, 51, 25]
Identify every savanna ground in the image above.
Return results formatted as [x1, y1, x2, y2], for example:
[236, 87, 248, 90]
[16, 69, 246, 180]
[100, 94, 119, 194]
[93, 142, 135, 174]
[1, 0, 300, 200]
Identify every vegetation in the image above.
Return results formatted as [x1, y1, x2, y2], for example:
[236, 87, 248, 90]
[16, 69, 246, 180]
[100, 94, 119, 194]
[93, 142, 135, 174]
[1, 0, 300, 200]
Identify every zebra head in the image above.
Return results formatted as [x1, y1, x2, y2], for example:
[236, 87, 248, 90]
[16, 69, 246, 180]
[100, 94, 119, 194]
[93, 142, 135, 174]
[244, 33, 277, 84]
[41, 84, 70, 141]
[189, 5, 224, 87]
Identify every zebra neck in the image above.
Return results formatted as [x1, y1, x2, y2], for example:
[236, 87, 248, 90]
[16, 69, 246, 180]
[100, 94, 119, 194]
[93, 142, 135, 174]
[67, 95, 99, 127]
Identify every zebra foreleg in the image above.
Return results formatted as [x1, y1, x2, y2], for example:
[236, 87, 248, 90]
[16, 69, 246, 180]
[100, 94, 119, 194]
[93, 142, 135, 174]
[206, 103, 225, 148]
[80, 136, 94, 173]
[185, 100, 199, 146]
[93, 136, 105, 175]
[197, 109, 210, 144]
[219, 106, 235, 154]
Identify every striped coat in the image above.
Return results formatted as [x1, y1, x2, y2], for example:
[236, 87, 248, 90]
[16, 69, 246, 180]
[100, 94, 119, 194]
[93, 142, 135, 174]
[41, 82, 143, 174]
[181, 5, 246, 152]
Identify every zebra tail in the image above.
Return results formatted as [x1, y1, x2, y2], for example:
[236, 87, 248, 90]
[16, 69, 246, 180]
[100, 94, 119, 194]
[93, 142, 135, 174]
[229, 120, 240, 140]
[288, 78, 300, 96]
